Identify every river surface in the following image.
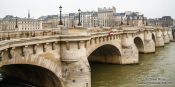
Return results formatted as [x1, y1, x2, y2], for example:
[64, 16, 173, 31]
[91, 43, 175, 87]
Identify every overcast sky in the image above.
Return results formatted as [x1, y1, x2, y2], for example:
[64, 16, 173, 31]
[0, 0, 175, 19]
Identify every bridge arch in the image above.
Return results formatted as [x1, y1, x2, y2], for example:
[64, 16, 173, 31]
[88, 44, 122, 64]
[134, 37, 144, 53]
[0, 64, 63, 87]
[0, 51, 64, 87]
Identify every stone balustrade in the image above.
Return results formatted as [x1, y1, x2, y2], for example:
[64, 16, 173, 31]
[0, 29, 61, 41]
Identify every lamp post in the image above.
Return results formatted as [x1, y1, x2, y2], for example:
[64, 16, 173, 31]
[120, 16, 123, 25]
[59, 6, 63, 25]
[132, 16, 134, 26]
[142, 15, 145, 24]
[146, 18, 148, 26]
[127, 16, 129, 25]
[15, 16, 18, 28]
[78, 9, 81, 26]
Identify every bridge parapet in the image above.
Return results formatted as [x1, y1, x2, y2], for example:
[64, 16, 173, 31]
[144, 26, 156, 31]
[0, 26, 172, 48]
[0, 29, 61, 41]
[0, 26, 171, 51]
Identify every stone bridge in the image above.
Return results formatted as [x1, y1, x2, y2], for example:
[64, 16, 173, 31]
[0, 26, 173, 87]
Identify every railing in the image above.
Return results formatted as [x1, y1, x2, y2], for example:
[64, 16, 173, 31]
[0, 29, 61, 41]
[0, 26, 166, 42]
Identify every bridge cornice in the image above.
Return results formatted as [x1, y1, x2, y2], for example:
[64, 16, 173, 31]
[0, 36, 59, 51]
[0, 26, 171, 52]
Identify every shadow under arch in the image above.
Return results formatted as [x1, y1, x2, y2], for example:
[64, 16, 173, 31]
[88, 44, 121, 64]
[152, 33, 156, 43]
[0, 64, 62, 87]
[134, 37, 144, 53]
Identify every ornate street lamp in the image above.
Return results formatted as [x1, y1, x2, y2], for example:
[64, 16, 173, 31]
[78, 9, 81, 26]
[59, 6, 63, 25]
[131, 16, 134, 25]
[15, 16, 18, 28]
[142, 15, 145, 24]
[127, 16, 129, 25]
[120, 16, 123, 25]
[146, 18, 148, 26]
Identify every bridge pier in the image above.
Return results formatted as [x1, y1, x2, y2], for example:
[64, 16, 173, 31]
[121, 34, 139, 64]
[163, 34, 170, 44]
[163, 30, 170, 44]
[143, 31, 155, 53]
[172, 29, 175, 41]
[143, 40, 155, 53]
[61, 41, 91, 87]
[155, 30, 165, 47]
[155, 37, 165, 47]
[168, 30, 174, 41]
[121, 46, 139, 64]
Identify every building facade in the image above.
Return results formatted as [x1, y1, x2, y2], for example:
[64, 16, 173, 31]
[81, 11, 98, 28]
[0, 15, 42, 31]
[148, 16, 173, 27]
[114, 11, 145, 26]
[62, 14, 70, 28]
[98, 7, 116, 27]
[68, 13, 78, 28]
[39, 6, 148, 29]
[39, 15, 59, 29]
[0, 18, 2, 31]
[161, 16, 173, 27]
[148, 18, 162, 26]
[1, 6, 154, 31]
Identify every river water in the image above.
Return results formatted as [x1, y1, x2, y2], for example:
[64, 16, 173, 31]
[91, 43, 175, 87]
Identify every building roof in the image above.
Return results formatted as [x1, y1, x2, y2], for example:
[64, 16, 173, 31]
[2, 15, 39, 22]
[114, 13, 125, 16]
[162, 16, 172, 18]
[162, 16, 173, 20]
[81, 11, 98, 17]
[69, 13, 76, 16]
[92, 12, 98, 16]
[38, 15, 59, 21]
[38, 16, 47, 20]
